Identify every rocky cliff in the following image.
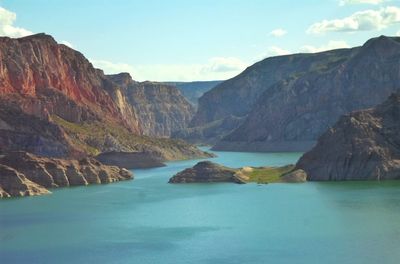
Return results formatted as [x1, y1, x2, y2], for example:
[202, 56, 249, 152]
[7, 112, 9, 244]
[296, 93, 400, 181]
[217, 36, 400, 151]
[0, 33, 140, 133]
[0, 151, 133, 198]
[0, 33, 210, 162]
[109, 73, 194, 137]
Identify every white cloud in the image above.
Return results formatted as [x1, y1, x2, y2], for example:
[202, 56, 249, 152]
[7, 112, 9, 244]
[307, 6, 400, 34]
[60, 40, 74, 48]
[201, 57, 247, 73]
[300, 40, 350, 53]
[339, 0, 387, 5]
[397, 30, 400, 36]
[90, 57, 248, 82]
[0, 6, 32, 37]
[270, 28, 287, 37]
[267, 46, 291, 56]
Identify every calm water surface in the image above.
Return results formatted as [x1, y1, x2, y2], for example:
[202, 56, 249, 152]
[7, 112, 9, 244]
[1, 148, 400, 264]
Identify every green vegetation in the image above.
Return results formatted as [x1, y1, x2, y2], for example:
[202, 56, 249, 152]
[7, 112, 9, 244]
[51, 115, 204, 160]
[237, 165, 295, 184]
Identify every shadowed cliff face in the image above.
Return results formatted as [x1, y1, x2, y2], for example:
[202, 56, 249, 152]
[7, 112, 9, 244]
[296, 93, 400, 181]
[108, 73, 195, 137]
[195, 35, 400, 151]
[0, 33, 141, 134]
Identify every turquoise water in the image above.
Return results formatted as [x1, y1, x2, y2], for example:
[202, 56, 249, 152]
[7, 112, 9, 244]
[1, 149, 400, 264]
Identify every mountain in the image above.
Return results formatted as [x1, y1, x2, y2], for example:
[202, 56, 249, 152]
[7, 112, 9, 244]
[0, 33, 210, 161]
[217, 36, 400, 151]
[296, 93, 400, 181]
[0, 33, 140, 134]
[165, 81, 222, 106]
[182, 35, 400, 151]
[109, 73, 194, 137]
[181, 44, 356, 144]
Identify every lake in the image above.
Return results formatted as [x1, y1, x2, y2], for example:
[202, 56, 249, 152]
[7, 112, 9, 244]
[1, 148, 400, 264]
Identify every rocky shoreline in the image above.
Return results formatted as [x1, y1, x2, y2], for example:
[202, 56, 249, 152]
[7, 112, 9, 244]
[0, 151, 133, 198]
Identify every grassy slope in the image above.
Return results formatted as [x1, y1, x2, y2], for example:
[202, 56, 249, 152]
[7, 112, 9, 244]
[51, 115, 209, 160]
[236, 165, 295, 184]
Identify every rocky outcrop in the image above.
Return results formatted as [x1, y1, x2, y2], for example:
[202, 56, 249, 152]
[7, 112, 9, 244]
[108, 73, 195, 137]
[0, 151, 133, 197]
[280, 169, 307, 183]
[169, 161, 245, 183]
[0, 164, 50, 198]
[96, 151, 165, 169]
[296, 93, 400, 181]
[165, 81, 222, 106]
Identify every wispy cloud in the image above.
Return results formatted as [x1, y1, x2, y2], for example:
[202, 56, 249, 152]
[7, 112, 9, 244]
[307, 6, 400, 34]
[300, 40, 350, 53]
[90, 57, 248, 82]
[269, 28, 287, 37]
[0, 6, 32, 37]
[339, 0, 388, 5]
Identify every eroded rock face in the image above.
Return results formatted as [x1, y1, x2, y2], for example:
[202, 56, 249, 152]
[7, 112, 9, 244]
[0, 164, 50, 198]
[296, 93, 400, 181]
[169, 161, 245, 183]
[0, 33, 140, 133]
[108, 73, 194, 137]
[0, 151, 133, 197]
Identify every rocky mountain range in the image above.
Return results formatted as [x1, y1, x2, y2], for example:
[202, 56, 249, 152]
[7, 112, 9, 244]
[296, 93, 400, 181]
[179, 36, 400, 151]
[0, 33, 209, 162]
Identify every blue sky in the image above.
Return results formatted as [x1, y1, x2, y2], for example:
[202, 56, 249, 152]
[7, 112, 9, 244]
[0, 0, 399, 81]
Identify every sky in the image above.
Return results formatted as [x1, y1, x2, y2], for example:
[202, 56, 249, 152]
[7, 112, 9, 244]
[0, 0, 399, 81]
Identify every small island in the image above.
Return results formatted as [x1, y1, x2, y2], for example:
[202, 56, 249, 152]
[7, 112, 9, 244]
[168, 161, 306, 184]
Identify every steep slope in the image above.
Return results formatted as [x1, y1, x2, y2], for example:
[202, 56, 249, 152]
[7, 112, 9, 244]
[165, 80, 222, 106]
[109, 73, 194, 137]
[296, 93, 400, 181]
[0, 33, 140, 133]
[180, 46, 354, 143]
[0, 33, 210, 161]
[215, 36, 400, 151]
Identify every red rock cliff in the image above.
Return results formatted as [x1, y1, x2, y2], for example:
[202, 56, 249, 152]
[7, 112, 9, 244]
[0, 33, 141, 134]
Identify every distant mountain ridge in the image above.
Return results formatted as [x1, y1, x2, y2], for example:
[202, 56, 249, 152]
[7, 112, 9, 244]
[180, 35, 400, 151]
[165, 81, 222, 106]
